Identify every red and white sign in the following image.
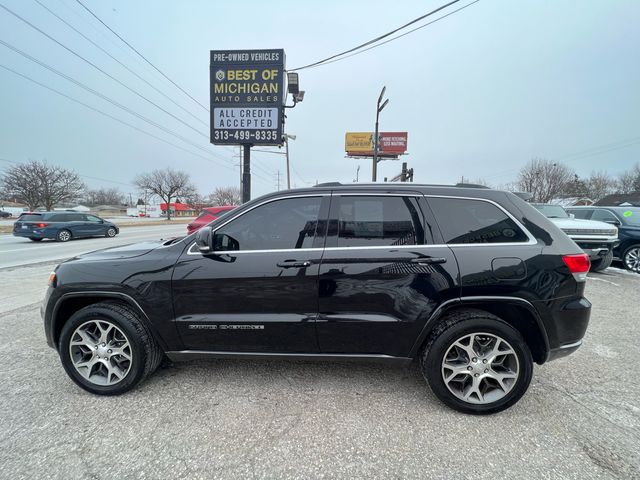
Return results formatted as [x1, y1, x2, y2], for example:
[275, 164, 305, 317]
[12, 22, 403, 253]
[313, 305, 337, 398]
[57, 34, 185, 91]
[379, 132, 408, 154]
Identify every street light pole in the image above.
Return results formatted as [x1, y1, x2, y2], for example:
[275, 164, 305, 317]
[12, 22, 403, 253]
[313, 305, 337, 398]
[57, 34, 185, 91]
[284, 134, 296, 189]
[372, 86, 389, 182]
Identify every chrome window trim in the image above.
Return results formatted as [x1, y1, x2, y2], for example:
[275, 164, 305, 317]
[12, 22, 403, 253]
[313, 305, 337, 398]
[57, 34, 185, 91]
[186, 192, 538, 256]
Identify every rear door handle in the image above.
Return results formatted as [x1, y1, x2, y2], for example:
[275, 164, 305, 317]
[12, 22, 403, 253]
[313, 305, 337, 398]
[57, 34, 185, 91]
[410, 257, 447, 265]
[277, 260, 312, 268]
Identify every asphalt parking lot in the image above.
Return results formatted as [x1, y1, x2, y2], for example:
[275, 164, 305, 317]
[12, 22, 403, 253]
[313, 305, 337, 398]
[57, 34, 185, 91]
[0, 265, 639, 479]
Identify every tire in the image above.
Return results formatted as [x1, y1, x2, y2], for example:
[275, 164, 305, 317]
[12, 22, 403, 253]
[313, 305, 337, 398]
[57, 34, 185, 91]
[56, 229, 72, 242]
[420, 309, 533, 415]
[590, 250, 613, 272]
[58, 302, 163, 395]
[105, 227, 117, 238]
[622, 245, 640, 273]
[29, 238, 43, 242]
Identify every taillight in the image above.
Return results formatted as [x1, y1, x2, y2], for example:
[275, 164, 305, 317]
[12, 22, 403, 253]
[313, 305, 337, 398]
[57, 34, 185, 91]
[562, 254, 590, 282]
[35, 223, 48, 228]
[47, 272, 57, 287]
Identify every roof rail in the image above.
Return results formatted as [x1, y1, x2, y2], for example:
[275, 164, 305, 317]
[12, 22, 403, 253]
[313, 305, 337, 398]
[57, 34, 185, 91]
[454, 183, 490, 189]
[313, 182, 342, 187]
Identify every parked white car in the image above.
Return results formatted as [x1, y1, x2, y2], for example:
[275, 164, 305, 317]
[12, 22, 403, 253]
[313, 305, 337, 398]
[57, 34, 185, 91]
[533, 204, 619, 271]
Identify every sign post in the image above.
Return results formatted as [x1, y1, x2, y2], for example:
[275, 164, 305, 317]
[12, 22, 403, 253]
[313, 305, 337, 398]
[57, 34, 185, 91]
[210, 49, 285, 202]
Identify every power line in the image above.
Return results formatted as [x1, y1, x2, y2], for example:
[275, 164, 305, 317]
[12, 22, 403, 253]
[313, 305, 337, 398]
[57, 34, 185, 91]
[0, 63, 233, 172]
[0, 2, 209, 138]
[0, 38, 230, 164]
[300, 1, 480, 70]
[289, 0, 462, 71]
[74, 0, 209, 112]
[34, 0, 208, 128]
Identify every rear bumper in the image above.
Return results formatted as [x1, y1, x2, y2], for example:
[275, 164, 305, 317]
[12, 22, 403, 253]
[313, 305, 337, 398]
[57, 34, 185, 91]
[13, 229, 56, 239]
[541, 296, 591, 362]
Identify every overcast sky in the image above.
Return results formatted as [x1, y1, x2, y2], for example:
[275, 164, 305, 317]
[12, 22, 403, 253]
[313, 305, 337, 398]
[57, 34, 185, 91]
[1, 0, 639, 199]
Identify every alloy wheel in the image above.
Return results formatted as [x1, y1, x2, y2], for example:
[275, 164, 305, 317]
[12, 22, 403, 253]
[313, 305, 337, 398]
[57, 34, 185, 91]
[107, 227, 116, 237]
[58, 230, 71, 242]
[441, 332, 519, 404]
[625, 247, 640, 273]
[69, 320, 132, 386]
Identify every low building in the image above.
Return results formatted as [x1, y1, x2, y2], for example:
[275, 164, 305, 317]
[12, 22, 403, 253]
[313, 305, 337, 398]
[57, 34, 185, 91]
[596, 193, 640, 207]
[160, 202, 196, 217]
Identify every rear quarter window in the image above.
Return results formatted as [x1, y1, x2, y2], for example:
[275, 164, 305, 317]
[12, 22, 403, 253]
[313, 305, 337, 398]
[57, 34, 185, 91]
[428, 197, 529, 244]
[19, 214, 43, 221]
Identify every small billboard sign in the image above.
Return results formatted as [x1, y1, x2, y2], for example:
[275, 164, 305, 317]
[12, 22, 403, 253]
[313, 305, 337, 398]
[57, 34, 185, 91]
[345, 132, 408, 157]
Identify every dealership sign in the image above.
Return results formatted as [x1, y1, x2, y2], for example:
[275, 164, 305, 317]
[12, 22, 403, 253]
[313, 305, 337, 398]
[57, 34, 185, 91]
[345, 132, 408, 157]
[210, 49, 285, 145]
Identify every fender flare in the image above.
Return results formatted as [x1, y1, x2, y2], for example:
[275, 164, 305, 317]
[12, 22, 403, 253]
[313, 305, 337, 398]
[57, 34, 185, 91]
[408, 296, 550, 361]
[51, 291, 168, 351]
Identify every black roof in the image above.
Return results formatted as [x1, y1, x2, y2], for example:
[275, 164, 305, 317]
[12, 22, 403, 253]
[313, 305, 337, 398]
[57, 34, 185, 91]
[268, 183, 509, 201]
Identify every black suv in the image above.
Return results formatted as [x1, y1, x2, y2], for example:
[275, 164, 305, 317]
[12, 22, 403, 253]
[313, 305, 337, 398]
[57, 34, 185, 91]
[566, 206, 640, 273]
[13, 211, 119, 242]
[42, 185, 591, 414]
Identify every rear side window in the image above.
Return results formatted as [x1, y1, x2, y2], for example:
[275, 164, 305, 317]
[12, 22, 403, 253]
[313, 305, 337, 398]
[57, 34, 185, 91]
[428, 198, 529, 244]
[335, 196, 425, 247]
[19, 214, 43, 221]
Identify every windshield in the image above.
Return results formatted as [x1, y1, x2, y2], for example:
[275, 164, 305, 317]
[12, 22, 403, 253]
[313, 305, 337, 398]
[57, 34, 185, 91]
[619, 208, 640, 226]
[533, 205, 568, 218]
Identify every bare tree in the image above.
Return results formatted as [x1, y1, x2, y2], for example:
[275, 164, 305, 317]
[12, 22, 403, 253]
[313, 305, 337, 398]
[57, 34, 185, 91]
[134, 168, 196, 220]
[1, 159, 84, 210]
[516, 158, 575, 203]
[84, 187, 124, 206]
[585, 171, 615, 202]
[617, 163, 640, 194]
[208, 186, 241, 206]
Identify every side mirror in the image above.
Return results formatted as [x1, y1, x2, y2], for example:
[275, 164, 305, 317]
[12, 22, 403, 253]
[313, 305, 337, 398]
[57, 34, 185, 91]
[195, 227, 213, 253]
[569, 213, 575, 219]
[605, 219, 621, 226]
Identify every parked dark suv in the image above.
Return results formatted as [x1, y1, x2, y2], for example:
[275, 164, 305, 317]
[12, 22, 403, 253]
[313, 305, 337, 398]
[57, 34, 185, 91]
[566, 206, 640, 273]
[13, 211, 118, 242]
[42, 184, 591, 414]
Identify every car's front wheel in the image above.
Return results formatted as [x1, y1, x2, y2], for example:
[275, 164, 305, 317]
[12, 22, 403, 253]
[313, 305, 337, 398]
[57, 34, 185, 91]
[590, 250, 613, 272]
[421, 309, 533, 414]
[56, 229, 72, 242]
[105, 227, 117, 238]
[623, 245, 640, 273]
[58, 302, 163, 395]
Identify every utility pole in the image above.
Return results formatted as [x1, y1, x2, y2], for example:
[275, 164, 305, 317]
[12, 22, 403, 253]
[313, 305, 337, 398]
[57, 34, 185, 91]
[242, 145, 251, 203]
[400, 162, 408, 182]
[372, 86, 389, 182]
[284, 134, 296, 189]
[276, 170, 281, 191]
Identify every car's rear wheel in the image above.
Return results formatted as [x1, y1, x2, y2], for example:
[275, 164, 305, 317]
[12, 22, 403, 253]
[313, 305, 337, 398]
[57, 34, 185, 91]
[56, 229, 72, 242]
[590, 250, 613, 272]
[58, 302, 163, 395]
[623, 245, 640, 273]
[29, 238, 43, 242]
[105, 227, 117, 238]
[421, 309, 533, 414]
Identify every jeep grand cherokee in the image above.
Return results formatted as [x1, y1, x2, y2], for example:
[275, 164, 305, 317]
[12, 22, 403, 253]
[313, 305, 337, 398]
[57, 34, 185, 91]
[42, 184, 591, 414]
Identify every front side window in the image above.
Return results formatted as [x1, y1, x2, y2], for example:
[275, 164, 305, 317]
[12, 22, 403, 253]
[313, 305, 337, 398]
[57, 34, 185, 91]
[336, 196, 424, 247]
[214, 196, 321, 251]
[429, 197, 529, 244]
[85, 215, 102, 223]
[591, 209, 619, 224]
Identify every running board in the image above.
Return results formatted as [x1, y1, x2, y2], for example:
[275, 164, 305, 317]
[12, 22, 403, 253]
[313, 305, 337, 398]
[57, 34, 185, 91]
[166, 350, 413, 364]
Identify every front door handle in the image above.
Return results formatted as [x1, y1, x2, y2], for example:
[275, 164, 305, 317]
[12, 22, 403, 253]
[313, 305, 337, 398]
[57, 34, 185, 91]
[410, 257, 447, 265]
[277, 260, 312, 268]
